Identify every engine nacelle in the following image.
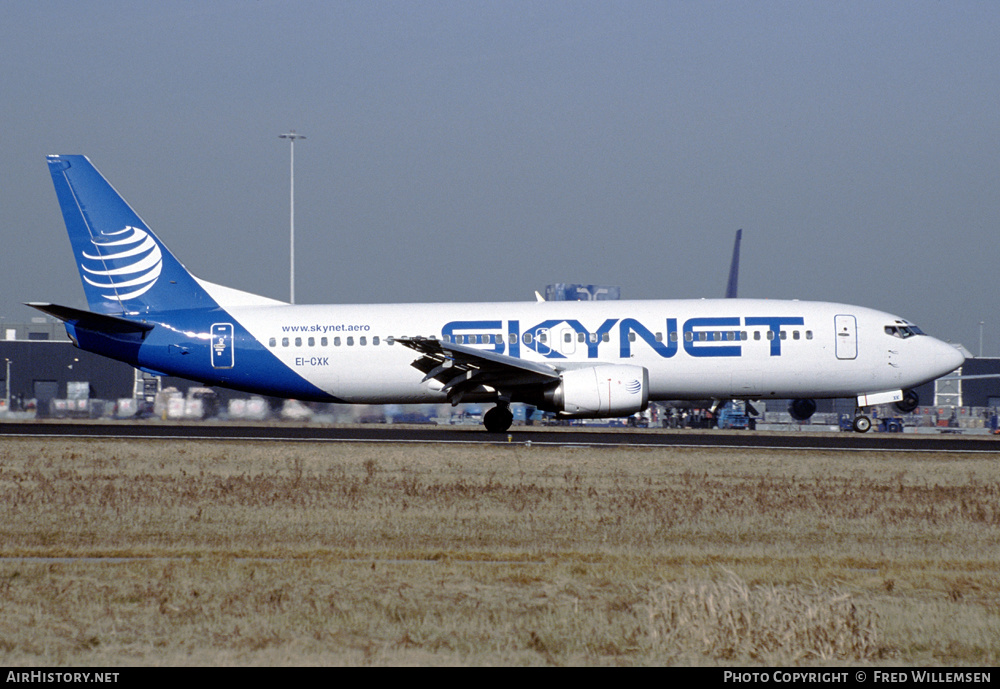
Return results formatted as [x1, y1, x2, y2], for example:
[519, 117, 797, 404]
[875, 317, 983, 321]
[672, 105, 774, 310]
[542, 365, 649, 418]
[894, 389, 919, 414]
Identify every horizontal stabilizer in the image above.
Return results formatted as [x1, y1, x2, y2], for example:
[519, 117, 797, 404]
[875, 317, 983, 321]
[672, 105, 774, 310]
[25, 302, 154, 334]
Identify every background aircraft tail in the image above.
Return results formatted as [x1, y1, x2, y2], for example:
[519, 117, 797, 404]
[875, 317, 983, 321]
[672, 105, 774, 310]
[46, 155, 219, 315]
[725, 229, 742, 298]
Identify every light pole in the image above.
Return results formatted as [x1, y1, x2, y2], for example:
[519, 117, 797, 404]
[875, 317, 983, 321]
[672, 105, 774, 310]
[4, 358, 10, 412]
[279, 130, 306, 304]
[980, 321, 985, 358]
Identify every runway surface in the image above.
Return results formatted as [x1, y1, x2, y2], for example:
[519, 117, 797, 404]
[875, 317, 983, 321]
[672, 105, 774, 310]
[2, 420, 998, 453]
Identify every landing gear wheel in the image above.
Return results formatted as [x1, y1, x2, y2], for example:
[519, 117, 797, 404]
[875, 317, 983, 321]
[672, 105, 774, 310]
[852, 415, 872, 433]
[483, 406, 513, 433]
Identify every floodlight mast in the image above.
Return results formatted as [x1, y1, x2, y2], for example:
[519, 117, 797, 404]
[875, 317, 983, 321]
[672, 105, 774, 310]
[279, 130, 305, 304]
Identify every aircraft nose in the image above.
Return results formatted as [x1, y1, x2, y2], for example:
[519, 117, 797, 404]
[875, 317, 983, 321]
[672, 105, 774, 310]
[934, 340, 965, 377]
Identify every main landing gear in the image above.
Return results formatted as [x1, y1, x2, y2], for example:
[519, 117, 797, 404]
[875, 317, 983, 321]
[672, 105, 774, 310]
[483, 402, 513, 433]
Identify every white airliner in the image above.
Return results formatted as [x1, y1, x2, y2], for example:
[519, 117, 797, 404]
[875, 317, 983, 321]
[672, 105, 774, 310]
[32, 155, 964, 433]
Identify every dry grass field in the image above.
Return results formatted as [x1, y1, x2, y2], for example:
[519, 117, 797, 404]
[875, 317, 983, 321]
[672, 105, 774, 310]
[0, 434, 998, 666]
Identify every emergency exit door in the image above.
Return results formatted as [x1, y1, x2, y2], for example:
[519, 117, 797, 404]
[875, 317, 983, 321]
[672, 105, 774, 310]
[834, 315, 857, 360]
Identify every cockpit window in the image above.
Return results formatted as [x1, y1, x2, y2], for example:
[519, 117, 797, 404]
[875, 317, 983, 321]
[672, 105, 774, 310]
[885, 324, 925, 339]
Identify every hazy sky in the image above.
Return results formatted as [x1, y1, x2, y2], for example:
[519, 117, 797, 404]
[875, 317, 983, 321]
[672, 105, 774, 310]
[3, 1, 998, 353]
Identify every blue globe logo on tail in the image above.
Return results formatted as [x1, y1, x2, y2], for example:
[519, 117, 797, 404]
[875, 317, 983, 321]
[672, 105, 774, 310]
[81, 226, 163, 301]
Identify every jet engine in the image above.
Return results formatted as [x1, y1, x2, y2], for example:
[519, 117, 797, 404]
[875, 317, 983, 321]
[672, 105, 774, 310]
[541, 365, 649, 418]
[788, 398, 817, 421]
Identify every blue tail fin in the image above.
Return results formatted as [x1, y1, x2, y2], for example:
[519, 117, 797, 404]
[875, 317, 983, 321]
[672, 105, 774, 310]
[47, 155, 219, 315]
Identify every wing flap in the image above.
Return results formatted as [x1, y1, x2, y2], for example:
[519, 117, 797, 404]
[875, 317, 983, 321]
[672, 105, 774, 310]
[397, 336, 560, 404]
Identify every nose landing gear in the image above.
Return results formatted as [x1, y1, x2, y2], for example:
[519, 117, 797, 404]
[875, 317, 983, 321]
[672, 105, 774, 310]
[851, 415, 872, 433]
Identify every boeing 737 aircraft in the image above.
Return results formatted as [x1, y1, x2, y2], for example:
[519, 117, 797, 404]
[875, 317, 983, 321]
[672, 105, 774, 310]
[31, 155, 964, 433]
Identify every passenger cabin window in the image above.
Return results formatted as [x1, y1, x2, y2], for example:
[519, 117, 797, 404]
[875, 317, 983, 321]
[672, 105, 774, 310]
[269, 337, 276, 347]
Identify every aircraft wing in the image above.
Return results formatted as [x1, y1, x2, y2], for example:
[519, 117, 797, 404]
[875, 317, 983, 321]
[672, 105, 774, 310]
[397, 336, 560, 404]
